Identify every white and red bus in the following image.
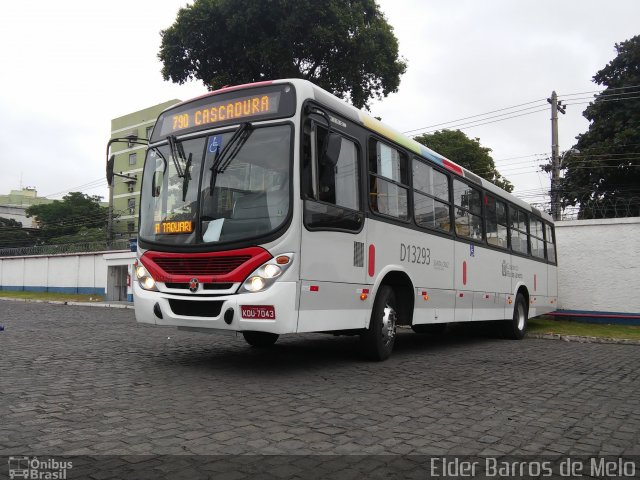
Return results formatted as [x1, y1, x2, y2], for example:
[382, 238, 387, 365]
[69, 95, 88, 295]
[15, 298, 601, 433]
[131, 79, 557, 360]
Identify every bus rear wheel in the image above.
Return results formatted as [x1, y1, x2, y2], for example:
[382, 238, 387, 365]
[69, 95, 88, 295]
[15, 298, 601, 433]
[502, 293, 528, 340]
[242, 331, 279, 347]
[360, 285, 397, 361]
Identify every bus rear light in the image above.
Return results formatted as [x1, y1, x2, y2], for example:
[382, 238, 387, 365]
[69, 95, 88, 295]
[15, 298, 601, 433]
[359, 289, 369, 301]
[276, 255, 290, 265]
[422, 291, 429, 301]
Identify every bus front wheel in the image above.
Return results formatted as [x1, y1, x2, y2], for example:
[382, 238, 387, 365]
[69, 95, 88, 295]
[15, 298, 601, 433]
[360, 285, 397, 361]
[502, 293, 528, 340]
[242, 331, 279, 347]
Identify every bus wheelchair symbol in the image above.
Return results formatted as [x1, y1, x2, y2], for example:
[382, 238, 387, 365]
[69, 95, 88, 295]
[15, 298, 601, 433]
[8, 456, 30, 479]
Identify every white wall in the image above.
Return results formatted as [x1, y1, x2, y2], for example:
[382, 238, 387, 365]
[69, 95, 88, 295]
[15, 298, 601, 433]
[0, 250, 129, 295]
[555, 217, 640, 314]
[0, 205, 36, 227]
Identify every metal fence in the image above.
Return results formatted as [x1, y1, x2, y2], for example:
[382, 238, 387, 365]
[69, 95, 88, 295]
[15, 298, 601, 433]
[561, 196, 640, 220]
[531, 195, 640, 221]
[0, 239, 132, 257]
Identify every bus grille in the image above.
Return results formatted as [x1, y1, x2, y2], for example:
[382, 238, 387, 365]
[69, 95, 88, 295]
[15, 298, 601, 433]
[154, 256, 251, 276]
[168, 299, 223, 317]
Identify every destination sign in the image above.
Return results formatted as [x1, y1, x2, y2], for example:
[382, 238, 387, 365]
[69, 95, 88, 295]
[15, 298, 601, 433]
[154, 220, 194, 235]
[169, 92, 280, 134]
[153, 84, 295, 140]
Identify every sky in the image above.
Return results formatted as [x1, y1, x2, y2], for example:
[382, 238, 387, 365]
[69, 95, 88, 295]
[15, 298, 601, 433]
[0, 0, 638, 209]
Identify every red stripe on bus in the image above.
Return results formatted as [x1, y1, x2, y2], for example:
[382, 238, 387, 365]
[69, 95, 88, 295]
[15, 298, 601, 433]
[443, 158, 464, 175]
[462, 261, 467, 286]
[368, 244, 375, 277]
[174, 81, 274, 106]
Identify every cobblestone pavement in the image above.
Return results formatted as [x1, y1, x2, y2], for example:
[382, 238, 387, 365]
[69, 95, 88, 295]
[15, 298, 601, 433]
[1, 301, 639, 459]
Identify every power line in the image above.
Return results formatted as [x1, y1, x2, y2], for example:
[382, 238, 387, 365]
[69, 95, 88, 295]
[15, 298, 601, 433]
[557, 84, 640, 97]
[402, 98, 547, 135]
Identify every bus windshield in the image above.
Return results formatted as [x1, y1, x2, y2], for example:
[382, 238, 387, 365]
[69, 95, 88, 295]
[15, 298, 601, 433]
[139, 124, 292, 246]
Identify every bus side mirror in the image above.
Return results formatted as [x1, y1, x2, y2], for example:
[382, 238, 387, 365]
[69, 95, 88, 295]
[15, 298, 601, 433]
[106, 155, 115, 186]
[321, 133, 342, 168]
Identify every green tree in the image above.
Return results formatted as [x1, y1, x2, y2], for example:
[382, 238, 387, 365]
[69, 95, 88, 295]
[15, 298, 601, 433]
[413, 129, 514, 192]
[26, 192, 108, 244]
[158, 0, 406, 110]
[560, 35, 640, 218]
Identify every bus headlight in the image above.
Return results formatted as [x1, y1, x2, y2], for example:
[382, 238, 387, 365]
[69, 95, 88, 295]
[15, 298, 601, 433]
[240, 254, 293, 293]
[135, 261, 157, 291]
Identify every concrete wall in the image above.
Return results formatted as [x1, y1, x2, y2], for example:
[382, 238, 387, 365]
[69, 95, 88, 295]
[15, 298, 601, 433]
[555, 217, 640, 315]
[1, 218, 638, 313]
[0, 250, 133, 295]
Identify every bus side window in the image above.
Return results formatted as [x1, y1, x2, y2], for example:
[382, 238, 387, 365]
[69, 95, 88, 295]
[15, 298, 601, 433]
[530, 218, 545, 259]
[546, 223, 556, 263]
[310, 125, 359, 210]
[510, 208, 529, 255]
[452, 179, 483, 241]
[368, 139, 409, 220]
[302, 119, 363, 232]
[413, 158, 451, 232]
[485, 195, 508, 248]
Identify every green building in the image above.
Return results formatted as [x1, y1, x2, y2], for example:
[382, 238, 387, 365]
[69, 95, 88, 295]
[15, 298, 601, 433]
[0, 188, 54, 228]
[109, 99, 180, 239]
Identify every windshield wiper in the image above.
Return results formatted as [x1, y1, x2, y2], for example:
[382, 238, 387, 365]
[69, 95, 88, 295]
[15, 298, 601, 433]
[209, 122, 253, 194]
[167, 135, 193, 201]
[167, 135, 186, 178]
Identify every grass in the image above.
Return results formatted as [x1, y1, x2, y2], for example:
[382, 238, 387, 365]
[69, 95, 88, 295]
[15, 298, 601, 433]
[0, 291, 105, 303]
[529, 316, 640, 341]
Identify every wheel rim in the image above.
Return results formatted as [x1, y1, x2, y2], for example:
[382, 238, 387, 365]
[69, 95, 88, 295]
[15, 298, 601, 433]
[381, 304, 397, 347]
[517, 302, 526, 331]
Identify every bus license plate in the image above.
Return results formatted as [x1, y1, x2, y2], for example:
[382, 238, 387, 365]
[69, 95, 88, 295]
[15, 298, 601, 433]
[240, 305, 276, 320]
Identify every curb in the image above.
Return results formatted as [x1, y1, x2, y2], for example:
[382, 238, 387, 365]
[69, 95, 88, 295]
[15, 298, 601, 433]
[528, 332, 640, 346]
[0, 297, 134, 310]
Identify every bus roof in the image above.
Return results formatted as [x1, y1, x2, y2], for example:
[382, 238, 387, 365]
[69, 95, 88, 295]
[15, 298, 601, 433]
[296, 79, 552, 222]
[161, 78, 552, 222]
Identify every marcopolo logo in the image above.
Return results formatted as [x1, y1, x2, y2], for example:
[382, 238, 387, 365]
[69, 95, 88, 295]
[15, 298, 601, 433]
[8, 457, 72, 480]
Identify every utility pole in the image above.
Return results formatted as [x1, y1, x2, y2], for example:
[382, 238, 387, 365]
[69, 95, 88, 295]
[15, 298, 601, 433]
[547, 91, 565, 221]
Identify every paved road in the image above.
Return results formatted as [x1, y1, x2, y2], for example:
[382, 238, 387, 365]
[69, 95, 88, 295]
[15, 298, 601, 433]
[1, 300, 639, 461]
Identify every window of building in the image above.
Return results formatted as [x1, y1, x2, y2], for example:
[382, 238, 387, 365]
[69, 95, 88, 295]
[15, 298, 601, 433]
[129, 153, 137, 165]
[546, 223, 556, 263]
[146, 125, 153, 140]
[127, 222, 135, 233]
[368, 139, 409, 220]
[128, 198, 136, 214]
[453, 179, 483, 241]
[485, 195, 508, 248]
[412, 159, 450, 232]
[509, 208, 529, 255]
